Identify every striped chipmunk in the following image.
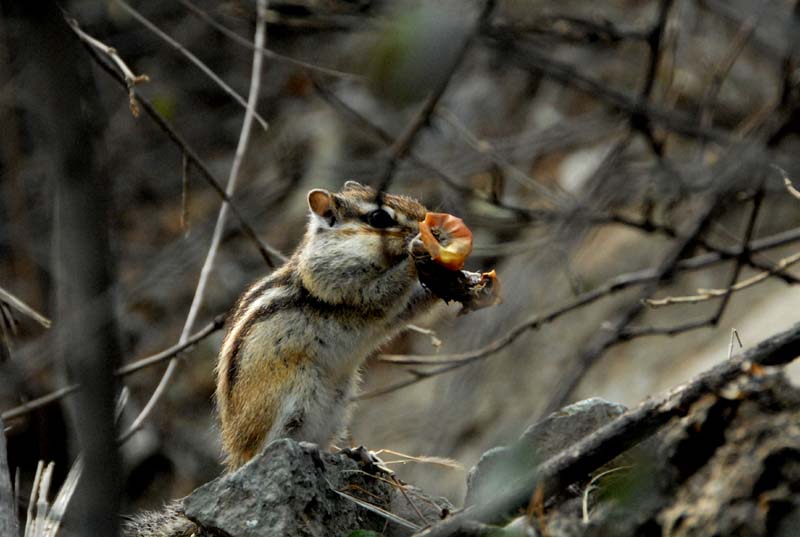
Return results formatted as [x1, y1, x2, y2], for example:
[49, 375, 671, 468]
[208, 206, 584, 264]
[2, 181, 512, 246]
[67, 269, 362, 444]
[125, 181, 499, 536]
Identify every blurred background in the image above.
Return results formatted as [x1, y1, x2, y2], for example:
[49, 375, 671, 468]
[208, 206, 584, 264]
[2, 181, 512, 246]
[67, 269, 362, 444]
[1, 0, 799, 524]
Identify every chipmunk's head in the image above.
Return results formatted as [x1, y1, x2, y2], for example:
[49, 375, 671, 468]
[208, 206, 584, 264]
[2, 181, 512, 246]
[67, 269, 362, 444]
[298, 181, 428, 305]
[306, 180, 428, 260]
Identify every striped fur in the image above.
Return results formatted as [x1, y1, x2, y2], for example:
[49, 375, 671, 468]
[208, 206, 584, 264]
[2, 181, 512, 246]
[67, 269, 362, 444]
[216, 183, 438, 469]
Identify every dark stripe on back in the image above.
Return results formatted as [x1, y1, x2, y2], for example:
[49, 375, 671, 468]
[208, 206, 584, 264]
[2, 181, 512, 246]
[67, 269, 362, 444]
[225, 293, 298, 393]
[225, 276, 388, 392]
[229, 269, 293, 327]
[223, 269, 292, 394]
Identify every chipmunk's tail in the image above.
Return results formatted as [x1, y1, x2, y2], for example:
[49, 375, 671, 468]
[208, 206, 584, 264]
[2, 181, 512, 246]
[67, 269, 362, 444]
[122, 501, 199, 537]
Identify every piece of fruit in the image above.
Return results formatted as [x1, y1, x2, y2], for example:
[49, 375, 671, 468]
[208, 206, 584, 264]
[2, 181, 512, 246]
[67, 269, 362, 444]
[418, 212, 473, 270]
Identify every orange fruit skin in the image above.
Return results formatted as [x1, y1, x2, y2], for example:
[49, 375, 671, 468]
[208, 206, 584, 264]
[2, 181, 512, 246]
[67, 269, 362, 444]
[418, 212, 473, 270]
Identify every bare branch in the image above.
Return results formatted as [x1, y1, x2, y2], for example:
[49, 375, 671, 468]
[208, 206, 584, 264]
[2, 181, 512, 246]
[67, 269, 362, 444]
[375, 0, 497, 195]
[114, 314, 226, 377]
[118, 0, 270, 444]
[111, 0, 269, 131]
[328, 480, 420, 531]
[493, 15, 649, 44]
[79, 33, 286, 266]
[697, 1, 767, 133]
[180, 152, 190, 234]
[436, 106, 569, 205]
[176, 0, 362, 80]
[581, 465, 632, 523]
[2, 385, 81, 422]
[728, 328, 743, 360]
[1, 315, 225, 422]
[65, 16, 149, 117]
[773, 164, 800, 200]
[708, 188, 765, 324]
[645, 249, 800, 308]
[0, 286, 50, 329]
[608, 210, 800, 285]
[485, 32, 730, 144]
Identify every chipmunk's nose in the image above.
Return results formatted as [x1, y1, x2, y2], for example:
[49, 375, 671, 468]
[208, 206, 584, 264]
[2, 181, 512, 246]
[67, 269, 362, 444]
[417, 212, 473, 271]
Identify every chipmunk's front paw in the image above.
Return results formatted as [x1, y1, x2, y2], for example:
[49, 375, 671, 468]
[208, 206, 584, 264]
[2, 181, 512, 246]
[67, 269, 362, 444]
[409, 233, 428, 259]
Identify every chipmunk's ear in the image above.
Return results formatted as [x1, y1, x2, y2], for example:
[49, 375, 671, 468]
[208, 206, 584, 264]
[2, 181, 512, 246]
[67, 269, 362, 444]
[343, 180, 364, 191]
[308, 189, 336, 226]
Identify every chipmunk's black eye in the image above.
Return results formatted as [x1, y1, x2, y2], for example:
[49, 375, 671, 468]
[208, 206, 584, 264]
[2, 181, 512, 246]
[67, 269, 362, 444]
[366, 208, 397, 229]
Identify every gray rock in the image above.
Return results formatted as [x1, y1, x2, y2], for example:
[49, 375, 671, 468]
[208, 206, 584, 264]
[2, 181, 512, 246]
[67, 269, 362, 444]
[183, 439, 453, 537]
[465, 398, 627, 506]
[532, 372, 800, 537]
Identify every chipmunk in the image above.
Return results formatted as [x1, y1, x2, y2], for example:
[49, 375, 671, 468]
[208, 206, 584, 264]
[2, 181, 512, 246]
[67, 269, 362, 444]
[216, 180, 438, 469]
[126, 181, 493, 536]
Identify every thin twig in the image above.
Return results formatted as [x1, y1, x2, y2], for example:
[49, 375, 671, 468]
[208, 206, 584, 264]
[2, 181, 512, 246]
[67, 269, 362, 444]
[608, 211, 800, 285]
[1, 315, 226, 421]
[0, 286, 50, 329]
[494, 15, 649, 44]
[698, 1, 767, 133]
[2, 386, 81, 422]
[728, 328, 743, 360]
[78, 32, 286, 266]
[710, 188, 765, 324]
[436, 106, 569, 205]
[25, 461, 42, 537]
[328, 480, 420, 531]
[618, 317, 723, 340]
[645, 249, 800, 308]
[405, 324, 442, 350]
[118, 0, 269, 444]
[375, 0, 496, 195]
[114, 314, 226, 376]
[176, 0, 362, 80]
[372, 449, 462, 470]
[111, 0, 269, 131]
[773, 164, 800, 200]
[581, 465, 632, 523]
[180, 152, 190, 234]
[65, 16, 149, 117]
[485, 32, 730, 144]
[390, 475, 431, 527]
[633, 0, 673, 155]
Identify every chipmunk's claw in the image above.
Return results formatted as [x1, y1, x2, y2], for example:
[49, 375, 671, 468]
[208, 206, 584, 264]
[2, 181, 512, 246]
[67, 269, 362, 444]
[338, 445, 394, 476]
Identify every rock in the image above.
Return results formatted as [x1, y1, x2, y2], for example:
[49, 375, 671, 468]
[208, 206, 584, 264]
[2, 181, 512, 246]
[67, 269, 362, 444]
[465, 398, 627, 506]
[541, 372, 800, 537]
[655, 373, 800, 537]
[183, 439, 453, 537]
